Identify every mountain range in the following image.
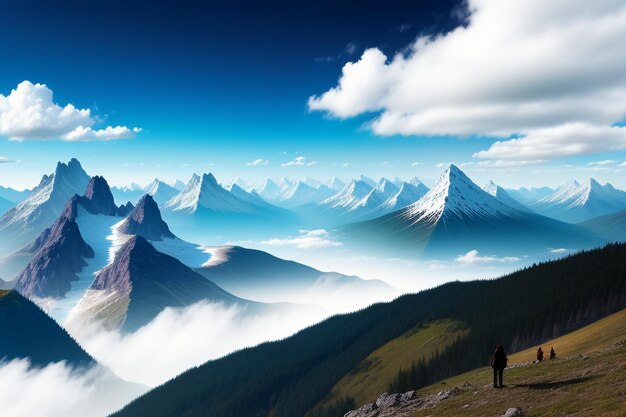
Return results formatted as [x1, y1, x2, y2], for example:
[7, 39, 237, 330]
[530, 179, 626, 223]
[1, 164, 388, 330]
[342, 165, 604, 257]
[0, 158, 91, 256]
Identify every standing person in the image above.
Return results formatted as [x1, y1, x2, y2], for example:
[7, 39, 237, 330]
[537, 347, 544, 362]
[550, 347, 556, 360]
[491, 345, 508, 388]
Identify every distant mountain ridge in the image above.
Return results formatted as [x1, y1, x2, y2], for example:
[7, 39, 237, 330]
[343, 165, 603, 256]
[0, 158, 91, 255]
[531, 178, 626, 223]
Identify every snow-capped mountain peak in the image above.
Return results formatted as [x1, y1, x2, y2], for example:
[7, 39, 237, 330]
[144, 178, 180, 205]
[325, 177, 346, 191]
[359, 175, 377, 188]
[165, 173, 259, 214]
[320, 179, 373, 209]
[372, 178, 399, 200]
[1, 158, 90, 227]
[403, 164, 517, 223]
[483, 180, 530, 212]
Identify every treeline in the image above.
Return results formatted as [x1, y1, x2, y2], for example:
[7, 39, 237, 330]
[112, 243, 626, 417]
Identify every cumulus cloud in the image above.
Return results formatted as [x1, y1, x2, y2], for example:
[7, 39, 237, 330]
[0, 81, 140, 141]
[262, 229, 343, 249]
[0, 359, 146, 417]
[246, 158, 269, 166]
[309, 0, 626, 160]
[474, 124, 626, 161]
[411, 161, 420, 166]
[0, 156, 14, 163]
[71, 301, 325, 387]
[281, 156, 317, 167]
[620, 161, 626, 167]
[455, 250, 521, 265]
[63, 126, 141, 142]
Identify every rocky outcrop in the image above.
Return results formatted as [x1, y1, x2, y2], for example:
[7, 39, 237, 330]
[343, 383, 471, 417]
[62, 176, 134, 219]
[502, 408, 525, 417]
[13, 216, 94, 299]
[117, 194, 175, 241]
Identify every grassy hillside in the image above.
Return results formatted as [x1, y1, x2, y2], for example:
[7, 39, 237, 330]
[312, 320, 467, 411]
[111, 243, 626, 417]
[405, 343, 626, 417]
[509, 308, 626, 365]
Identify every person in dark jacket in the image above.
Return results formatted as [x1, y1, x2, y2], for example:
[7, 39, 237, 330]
[537, 347, 544, 362]
[491, 344, 507, 388]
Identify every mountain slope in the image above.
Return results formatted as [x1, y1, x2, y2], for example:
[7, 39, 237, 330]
[144, 179, 180, 205]
[343, 165, 603, 257]
[0, 185, 31, 203]
[277, 181, 335, 207]
[531, 179, 626, 223]
[377, 181, 429, 213]
[13, 215, 94, 299]
[483, 181, 530, 212]
[0, 195, 14, 216]
[110, 243, 626, 417]
[505, 186, 554, 205]
[66, 236, 245, 333]
[0, 290, 93, 367]
[118, 194, 175, 241]
[192, 245, 398, 309]
[11, 176, 133, 301]
[0, 158, 90, 256]
[580, 208, 626, 242]
[165, 173, 269, 214]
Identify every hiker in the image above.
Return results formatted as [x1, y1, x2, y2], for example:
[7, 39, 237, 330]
[491, 344, 508, 388]
[550, 347, 556, 360]
[537, 347, 544, 362]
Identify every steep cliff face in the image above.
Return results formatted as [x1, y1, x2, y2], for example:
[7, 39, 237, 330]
[117, 194, 175, 241]
[63, 176, 134, 220]
[13, 215, 94, 299]
[75, 236, 241, 332]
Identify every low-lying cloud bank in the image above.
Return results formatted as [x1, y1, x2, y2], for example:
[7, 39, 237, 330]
[70, 301, 328, 387]
[0, 359, 146, 417]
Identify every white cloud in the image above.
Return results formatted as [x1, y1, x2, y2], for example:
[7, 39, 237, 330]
[474, 123, 626, 161]
[550, 248, 572, 253]
[455, 250, 521, 265]
[246, 158, 269, 166]
[0, 156, 14, 163]
[262, 229, 343, 249]
[63, 126, 141, 142]
[71, 301, 325, 387]
[309, 1, 626, 160]
[0, 359, 146, 417]
[620, 161, 626, 167]
[411, 161, 420, 166]
[0, 81, 140, 141]
[587, 159, 617, 166]
[281, 156, 317, 167]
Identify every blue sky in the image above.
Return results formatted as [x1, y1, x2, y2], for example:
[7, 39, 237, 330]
[1, 0, 626, 190]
